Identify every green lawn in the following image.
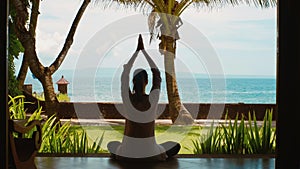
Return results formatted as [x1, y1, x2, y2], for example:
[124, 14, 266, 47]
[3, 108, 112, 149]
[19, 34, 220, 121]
[34, 93, 70, 102]
[70, 125, 206, 154]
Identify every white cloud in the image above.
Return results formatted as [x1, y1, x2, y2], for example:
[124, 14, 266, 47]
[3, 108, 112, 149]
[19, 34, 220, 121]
[183, 4, 276, 22]
[36, 29, 64, 55]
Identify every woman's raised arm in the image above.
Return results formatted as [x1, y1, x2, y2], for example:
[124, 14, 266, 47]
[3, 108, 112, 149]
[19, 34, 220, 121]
[138, 35, 161, 91]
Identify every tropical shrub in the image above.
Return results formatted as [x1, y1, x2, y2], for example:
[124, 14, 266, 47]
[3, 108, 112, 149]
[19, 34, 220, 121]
[39, 115, 106, 154]
[221, 113, 247, 154]
[246, 109, 276, 154]
[8, 95, 106, 154]
[187, 109, 276, 154]
[189, 122, 223, 154]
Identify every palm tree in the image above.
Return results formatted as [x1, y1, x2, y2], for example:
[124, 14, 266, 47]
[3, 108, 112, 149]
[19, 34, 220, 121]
[11, 0, 91, 118]
[95, 0, 276, 124]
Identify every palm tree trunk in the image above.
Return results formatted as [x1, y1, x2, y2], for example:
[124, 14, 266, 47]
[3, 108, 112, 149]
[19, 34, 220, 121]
[161, 35, 194, 124]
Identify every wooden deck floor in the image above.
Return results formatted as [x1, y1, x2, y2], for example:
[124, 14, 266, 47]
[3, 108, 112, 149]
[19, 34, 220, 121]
[35, 156, 275, 169]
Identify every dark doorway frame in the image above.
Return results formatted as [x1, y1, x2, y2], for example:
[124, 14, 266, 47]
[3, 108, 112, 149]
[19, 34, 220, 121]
[276, 0, 300, 168]
[0, 1, 8, 169]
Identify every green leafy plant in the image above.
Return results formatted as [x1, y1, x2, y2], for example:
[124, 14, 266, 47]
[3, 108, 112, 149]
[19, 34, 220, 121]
[9, 95, 28, 119]
[39, 115, 71, 153]
[39, 115, 106, 154]
[65, 129, 106, 154]
[9, 94, 106, 154]
[8, 28, 23, 97]
[188, 122, 222, 154]
[9, 95, 43, 121]
[246, 109, 276, 154]
[187, 109, 276, 155]
[9, 95, 43, 138]
[221, 113, 246, 154]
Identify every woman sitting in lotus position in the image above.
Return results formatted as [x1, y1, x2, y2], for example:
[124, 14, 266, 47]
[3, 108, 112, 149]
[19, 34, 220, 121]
[107, 35, 180, 161]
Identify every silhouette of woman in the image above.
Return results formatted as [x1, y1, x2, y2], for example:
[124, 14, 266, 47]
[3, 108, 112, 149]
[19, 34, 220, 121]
[107, 34, 180, 161]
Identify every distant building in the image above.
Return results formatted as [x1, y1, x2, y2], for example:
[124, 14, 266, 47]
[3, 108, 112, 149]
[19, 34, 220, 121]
[56, 75, 69, 94]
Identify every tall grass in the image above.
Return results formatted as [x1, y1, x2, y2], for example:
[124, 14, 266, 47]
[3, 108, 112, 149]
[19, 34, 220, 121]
[9, 95, 30, 120]
[9, 95, 43, 138]
[40, 115, 106, 153]
[190, 122, 222, 154]
[246, 109, 276, 154]
[66, 129, 106, 154]
[221, 113, 247, 154]
[187, 109, 276, 154]
[8, 95, 106, 154]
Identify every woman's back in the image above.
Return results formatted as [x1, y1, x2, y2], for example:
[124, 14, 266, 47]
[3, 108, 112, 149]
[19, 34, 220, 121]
[107, 35, 180, 161]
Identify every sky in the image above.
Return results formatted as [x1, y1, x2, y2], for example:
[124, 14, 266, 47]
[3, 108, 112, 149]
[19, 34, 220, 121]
[15, 0, 277, 77]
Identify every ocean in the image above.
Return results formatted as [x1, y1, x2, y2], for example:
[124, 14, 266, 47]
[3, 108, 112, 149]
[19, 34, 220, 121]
[24, 68, 276, 104]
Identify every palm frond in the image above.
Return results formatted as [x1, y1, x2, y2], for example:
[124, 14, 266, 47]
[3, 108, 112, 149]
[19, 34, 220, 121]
[92, 0, 150, 13]
[92, 0, 277, 45]
[148, 10, 159, 44]
[92, 0, 276, 12]
[192, 0, 276, 9]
